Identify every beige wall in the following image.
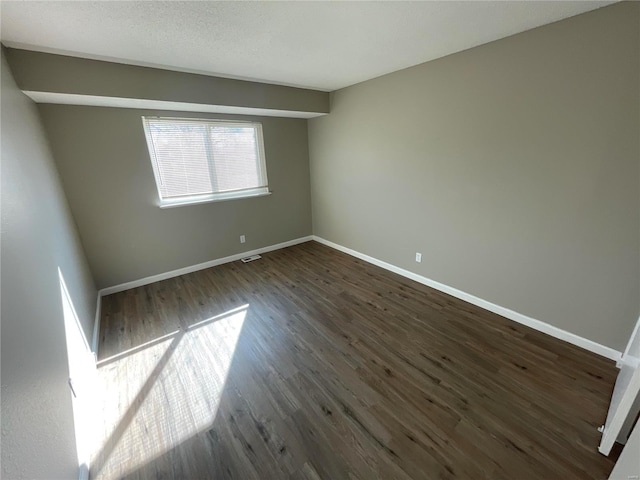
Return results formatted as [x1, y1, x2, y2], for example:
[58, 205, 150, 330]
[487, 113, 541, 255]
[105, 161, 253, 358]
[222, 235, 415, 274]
[1, 49, 97, 478]
[308, 2, 640, 351]
[38, 106, 313, 288]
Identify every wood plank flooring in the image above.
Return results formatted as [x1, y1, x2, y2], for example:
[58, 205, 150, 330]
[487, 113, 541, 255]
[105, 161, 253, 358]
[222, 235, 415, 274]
[92, 241, 618, 479]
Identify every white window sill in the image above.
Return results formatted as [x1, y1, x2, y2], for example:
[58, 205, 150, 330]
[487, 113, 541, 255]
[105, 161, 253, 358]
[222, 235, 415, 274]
[159, 190, 272, 209]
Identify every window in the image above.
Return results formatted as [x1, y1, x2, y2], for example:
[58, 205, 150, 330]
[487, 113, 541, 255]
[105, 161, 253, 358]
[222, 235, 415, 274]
[142, 117, 269, 207]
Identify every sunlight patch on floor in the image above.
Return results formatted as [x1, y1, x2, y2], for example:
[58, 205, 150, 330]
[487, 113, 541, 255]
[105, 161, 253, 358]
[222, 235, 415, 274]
[91, 305, 248, 479]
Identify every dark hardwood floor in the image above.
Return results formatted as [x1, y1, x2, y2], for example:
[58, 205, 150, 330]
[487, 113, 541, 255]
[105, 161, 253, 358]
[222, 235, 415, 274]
[92, 241, 618, 479]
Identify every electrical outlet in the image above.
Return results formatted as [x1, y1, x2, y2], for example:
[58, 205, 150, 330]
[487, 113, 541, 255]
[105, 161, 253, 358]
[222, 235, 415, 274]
[415, 252, 422, 263]
[240, 235, 246, 244]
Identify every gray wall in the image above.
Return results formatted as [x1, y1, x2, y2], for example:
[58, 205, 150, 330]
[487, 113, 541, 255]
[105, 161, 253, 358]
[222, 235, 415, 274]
[1, 50, 97, 478]
[308, 2, 640, 352]
[38, 106, 313, 288]
[5, 48, 329, 115]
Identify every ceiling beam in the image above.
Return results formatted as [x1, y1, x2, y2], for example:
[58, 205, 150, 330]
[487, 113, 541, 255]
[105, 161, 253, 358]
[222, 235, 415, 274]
[4, 47, 330, 118]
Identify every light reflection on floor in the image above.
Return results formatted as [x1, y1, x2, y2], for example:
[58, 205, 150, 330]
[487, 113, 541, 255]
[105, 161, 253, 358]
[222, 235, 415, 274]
[91, 305, 248, 479]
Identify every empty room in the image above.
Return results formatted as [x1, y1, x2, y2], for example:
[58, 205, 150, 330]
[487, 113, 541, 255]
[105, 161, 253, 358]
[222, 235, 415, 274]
[2, 1, 640, 479]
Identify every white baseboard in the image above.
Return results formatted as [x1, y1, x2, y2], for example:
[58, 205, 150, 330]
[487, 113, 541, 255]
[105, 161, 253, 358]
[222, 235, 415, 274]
[91, 233, 622, 363]
[99, 236, 313, 297]
[312, 235, 622, 363]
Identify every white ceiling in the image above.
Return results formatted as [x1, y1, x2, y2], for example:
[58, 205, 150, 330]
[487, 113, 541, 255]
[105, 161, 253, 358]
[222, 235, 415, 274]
[1, 1, 612, 92]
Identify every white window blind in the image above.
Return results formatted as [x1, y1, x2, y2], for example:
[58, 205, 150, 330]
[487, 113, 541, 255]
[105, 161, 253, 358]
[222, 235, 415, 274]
[142, 117, 269, 207]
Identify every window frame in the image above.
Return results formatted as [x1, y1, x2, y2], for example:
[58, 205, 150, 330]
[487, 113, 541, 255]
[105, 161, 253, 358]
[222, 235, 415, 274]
[142, 116, 271, 208]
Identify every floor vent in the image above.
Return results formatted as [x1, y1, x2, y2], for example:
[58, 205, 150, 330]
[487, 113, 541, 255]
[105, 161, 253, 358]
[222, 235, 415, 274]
[241, 254, 262, 263]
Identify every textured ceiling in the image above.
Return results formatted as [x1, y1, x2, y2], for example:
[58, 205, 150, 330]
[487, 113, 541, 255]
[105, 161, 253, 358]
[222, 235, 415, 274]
[1, 1, 613, 91]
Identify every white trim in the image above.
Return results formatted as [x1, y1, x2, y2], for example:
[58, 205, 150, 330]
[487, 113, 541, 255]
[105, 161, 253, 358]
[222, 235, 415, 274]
[312, 236, 622, 363]
[22, 91, 327, 119]
[99, 236, 313, 296]
[618, 315, 640, 369]
[619, 355, 640, 370]
[599, 366, 640, 455]
[159, 191, 271, 209]
[621, 316, 640, 360]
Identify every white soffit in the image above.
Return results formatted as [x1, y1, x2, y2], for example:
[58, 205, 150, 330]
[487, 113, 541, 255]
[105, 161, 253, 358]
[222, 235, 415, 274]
[23, 91, 326, 119]
[1, 1, 614, 92]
